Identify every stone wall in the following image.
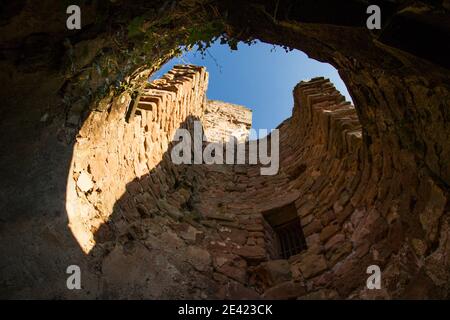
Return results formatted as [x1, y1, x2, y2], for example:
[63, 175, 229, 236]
[192, 77, 366, 299]
[1, 61, 448, 299]
[59, 65, 449, 299]
[66, 65, 208, 254]
[1, 0, 449, 300]
[203, 100, 252, 143]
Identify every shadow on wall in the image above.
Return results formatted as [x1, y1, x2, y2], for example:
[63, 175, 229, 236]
[0, 107, 262, 298]
[0, 97, 88, 299]
[61, 64, 274, 299]
[1, 0, 450, 300]
[77, 115, 265, 299]
[1, 67, 448, 299]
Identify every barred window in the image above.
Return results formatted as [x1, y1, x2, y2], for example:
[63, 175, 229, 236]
[263, 203, 307, 259]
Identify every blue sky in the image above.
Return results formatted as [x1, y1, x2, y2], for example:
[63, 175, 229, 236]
[151, 40, 352, 137]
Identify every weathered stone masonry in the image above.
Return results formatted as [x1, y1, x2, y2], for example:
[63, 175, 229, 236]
[67, 65, 209, 253]
[1, 0, 449, 300]
[1, 53, 448, 299]
[60, 64, 449, 299]
[203, 100, 252, 143]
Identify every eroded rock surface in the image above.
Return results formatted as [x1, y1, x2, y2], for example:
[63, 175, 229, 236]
[0, 0, 449, 299]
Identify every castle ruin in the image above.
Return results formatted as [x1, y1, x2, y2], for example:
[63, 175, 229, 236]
[1, 0, 449, 300]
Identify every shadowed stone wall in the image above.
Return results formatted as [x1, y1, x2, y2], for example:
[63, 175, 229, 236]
[67, 65, 208, 254]
[51, 65, 449, 299]
[1, 0, 449, 300]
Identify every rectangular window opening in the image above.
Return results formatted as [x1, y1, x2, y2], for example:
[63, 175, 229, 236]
[263, 202, 307, 259]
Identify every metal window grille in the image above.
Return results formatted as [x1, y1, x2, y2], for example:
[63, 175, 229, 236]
[263, 203, 307, 259]
[274, 218, 307, 259]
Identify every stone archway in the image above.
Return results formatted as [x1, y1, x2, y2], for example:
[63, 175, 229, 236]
[0, 0, 448, 299]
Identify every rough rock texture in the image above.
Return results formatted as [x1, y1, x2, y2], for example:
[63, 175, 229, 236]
[0, 0, 449, 299]
[67, 65, 209, 254]
[3, 63, 448, 299]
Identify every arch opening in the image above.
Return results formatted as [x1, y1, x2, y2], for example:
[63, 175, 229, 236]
[64, 60, 366, 299]
[0, 0, 449, 300]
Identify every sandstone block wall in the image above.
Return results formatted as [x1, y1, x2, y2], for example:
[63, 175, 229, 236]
[196, 77, 367, 299]
[191, 75, 448, 299]
[203, 100, 252, 143]
[2, 65, 448, 299]
[1, 0, 449, 301]
[66, 65, 208, 253]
